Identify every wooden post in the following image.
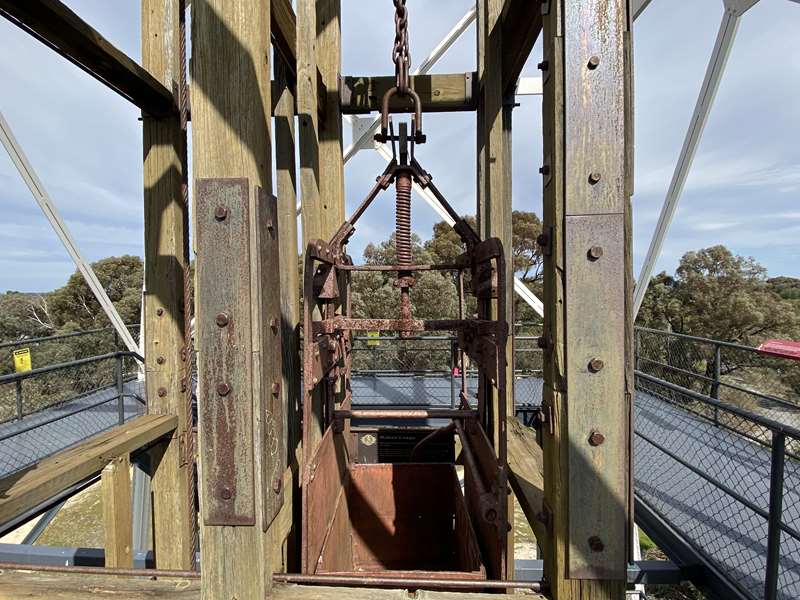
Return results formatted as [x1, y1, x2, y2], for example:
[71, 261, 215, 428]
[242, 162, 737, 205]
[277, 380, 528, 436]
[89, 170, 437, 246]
[540, 0, 632, 598]
[192, 0, 284, 597]
[101, 454, 133, 568]
[274, 52, 302, 571]
[477, 0, 514, 577]
[297, 0, 344, 244]
[141, 0, 194, 570]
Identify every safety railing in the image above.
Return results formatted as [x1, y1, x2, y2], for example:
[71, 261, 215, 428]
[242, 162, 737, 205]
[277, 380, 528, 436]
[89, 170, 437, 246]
[635, 371, 800, 600]
[0, 351, 145, 478]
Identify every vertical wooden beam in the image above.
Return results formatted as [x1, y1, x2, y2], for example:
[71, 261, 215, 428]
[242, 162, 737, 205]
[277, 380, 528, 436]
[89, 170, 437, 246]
[141, 0, 194, 570]
[296, 0, 321, 245]
[315, 0, 345, 238]
[477, 0, 514, 578]
[540, 0, 632, 597]
[101, 454, 133, 568]
[192, 0, 283, 597]
[274, 52, 302, 571]
[297, 0, 344, 245]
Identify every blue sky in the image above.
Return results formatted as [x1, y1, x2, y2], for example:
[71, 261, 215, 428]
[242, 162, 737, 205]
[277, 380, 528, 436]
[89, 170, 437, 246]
[0, 0, 798, 293]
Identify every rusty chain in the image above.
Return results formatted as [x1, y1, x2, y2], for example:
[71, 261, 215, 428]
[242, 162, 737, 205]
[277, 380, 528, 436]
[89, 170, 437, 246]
[392, 0, 411, 95]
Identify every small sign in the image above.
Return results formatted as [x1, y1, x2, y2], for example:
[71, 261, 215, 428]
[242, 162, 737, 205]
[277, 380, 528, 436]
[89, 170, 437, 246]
[13, 348, 32, 373]
[367, 331, 380, 347]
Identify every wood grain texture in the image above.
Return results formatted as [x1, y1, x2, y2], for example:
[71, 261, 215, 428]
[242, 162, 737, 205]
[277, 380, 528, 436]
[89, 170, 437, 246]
[274, 52, 302, 570]
[0, 415, 176, 525]
[315, 0, 345, 238]
[0, 570, 199, 599]
[341, 73, 478, 114]
[190, 0, 278, 596]
[500, 0, 543, 94]
[540, 0, 631, 596]
[0, 0, 175, 116]
[141, 0, 194, 570]
[506, 417, 547, 553]
[101, 454, 133, 568]
[476, 0, 514, 578]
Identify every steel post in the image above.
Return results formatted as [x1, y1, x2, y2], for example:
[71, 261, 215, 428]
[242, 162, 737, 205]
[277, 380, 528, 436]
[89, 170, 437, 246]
[712, 344, 721, 425]
[764, 431, 786, 600]
[15, 380, 23, 421]
[116, 353, 125, 425]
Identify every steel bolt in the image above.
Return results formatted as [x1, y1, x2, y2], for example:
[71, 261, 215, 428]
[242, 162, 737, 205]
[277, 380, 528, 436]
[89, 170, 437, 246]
[266, 218, 274, 232]
[588, 536, 605, 552]
[485, 508, 497, 522]
[537, 336, 549, 350]
[588, 358, 605, 373]
[216, 382, 231, 396]
[587, 246, 604, 260]
[589, 430, 606, 446]
[539, 164, 550, 176]
[214, 205, 229, 221]
[536, 233, 549, 248]
[587, 56, 600, 70]
[156, 356, 165, 365]
[215, 312, 230, 327]
[270, 317, 279, 334]
[221, 487, 232, 500]
[157, 387, 167, 398]
[588, 172, 602, 184]
[156, 308, 164, 317]
[272, 477, 283, 495]
[271, 381, 281, 396]
[537, 60, 549, 71]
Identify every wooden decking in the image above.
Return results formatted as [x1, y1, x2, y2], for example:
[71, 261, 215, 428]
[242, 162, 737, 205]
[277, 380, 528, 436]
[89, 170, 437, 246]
[0, 569, 545, 599]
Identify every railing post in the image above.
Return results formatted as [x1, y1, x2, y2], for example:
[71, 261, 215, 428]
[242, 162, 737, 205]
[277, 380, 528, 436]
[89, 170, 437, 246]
[15, 379, 23, 421]
[712, 344, 721, 426]
[635, 328, 641, 372]
[450, 339, 456, 409]
[765, 430, 785, 600]
[116, 353, 125, 425]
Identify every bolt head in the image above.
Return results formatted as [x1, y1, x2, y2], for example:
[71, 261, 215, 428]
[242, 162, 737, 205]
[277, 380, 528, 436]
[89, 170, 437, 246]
[537, 60, 549, 71]
[215, 312, 230, 327]
[536, 233, 549, 247]
[589, 430, 606, 446]
[214, 205, 229, 221]
[588, 172, 602, 184]
[270, 317, 279, 333]
[271, 381, 281, 396]
[539, 164, 550, 176]
[157, 387, 167, 398]
[156, 308, 164, 317]
[272, 477, 283, 494]
[537, 336, 549, 349]
[221, 487, 232, 500]
[156, 356, 165, 365]
[588, 536, 605, 552]
[587, 246, 604, 260]
[216, 382, 231, 396]
[587, 56, 601, 70]
[588, 358, 605, 373]
[484, 509, 497, 522]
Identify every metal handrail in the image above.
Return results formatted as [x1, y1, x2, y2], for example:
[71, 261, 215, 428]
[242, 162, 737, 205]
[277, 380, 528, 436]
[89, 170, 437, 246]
[0, 351, 142, 384]
[0, 324, 140, 350]
[635, 326, 774, 353]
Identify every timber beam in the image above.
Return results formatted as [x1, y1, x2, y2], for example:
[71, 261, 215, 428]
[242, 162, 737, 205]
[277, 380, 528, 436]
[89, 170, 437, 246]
[500, 0, 543, 95]
[0, 0, 175, 117]
[341, 73, 478, 114]
[0, 415, 177, 526]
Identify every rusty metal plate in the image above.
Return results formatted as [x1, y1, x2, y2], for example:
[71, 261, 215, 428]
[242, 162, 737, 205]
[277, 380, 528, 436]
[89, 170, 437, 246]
[254, 187, 285, 531]
[565, 213, 626, 579]
[196, 177, 255, 526]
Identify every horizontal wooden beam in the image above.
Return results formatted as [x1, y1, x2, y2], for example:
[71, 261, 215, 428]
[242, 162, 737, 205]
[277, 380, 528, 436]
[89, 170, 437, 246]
[0, 0, 176, 116]
[500, 0, 543, 95]
[340, 73, 478, 114]
[0, 414, 177, 525]
[506, 417, 548, 554]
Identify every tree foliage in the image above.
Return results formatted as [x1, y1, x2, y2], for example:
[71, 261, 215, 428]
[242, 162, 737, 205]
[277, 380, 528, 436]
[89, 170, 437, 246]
[637, 245, 798, 345]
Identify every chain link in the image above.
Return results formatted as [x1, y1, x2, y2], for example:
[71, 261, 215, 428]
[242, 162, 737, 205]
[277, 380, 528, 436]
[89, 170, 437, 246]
[392, 0, 411, 94]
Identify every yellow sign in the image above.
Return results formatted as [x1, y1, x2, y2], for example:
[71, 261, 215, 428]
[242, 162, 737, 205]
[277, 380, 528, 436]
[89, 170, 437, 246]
[366, 331, 380, 347]
[13, 348, 32, 373]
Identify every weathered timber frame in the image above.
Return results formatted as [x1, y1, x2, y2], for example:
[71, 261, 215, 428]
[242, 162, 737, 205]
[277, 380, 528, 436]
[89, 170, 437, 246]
[541, 0, 633, 598]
